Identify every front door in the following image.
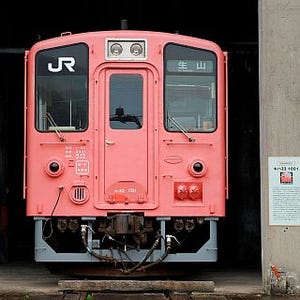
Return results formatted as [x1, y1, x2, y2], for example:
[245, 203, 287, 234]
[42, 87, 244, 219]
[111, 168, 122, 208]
[99, 69, 153, 209]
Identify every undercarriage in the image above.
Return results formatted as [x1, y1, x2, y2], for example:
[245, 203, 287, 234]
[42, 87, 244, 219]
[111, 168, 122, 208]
[35, 214, 218, 274]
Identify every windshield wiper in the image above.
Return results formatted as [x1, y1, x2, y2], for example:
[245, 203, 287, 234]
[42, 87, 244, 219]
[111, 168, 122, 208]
[168, 116, 195, 142]
[46, 112, 66, 142]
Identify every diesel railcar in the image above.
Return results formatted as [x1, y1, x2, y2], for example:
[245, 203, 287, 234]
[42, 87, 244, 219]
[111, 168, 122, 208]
[24, 30, 228, 274]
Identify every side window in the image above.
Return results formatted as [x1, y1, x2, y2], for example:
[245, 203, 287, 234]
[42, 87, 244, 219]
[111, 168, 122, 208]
[109, 74, 143, 129]
[164, 43, 217, 133]
[35, 43, 88, 131]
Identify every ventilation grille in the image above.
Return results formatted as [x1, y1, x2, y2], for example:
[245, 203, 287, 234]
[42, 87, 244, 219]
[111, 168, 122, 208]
[69, 186, 89, 204]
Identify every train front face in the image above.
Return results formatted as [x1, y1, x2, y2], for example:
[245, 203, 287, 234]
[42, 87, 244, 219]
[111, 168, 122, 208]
[24, 30, 227, 271]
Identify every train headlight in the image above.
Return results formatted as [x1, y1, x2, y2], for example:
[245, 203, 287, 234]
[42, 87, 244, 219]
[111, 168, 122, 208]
[106, 39, 147, 60]
[130, 43, 143, 56]
[110, 43, 123, 56]
[188, 160, 207, 177]
[45, 158, 64, 177]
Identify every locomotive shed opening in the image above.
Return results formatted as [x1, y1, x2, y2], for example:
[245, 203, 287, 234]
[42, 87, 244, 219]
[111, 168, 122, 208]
[0, 0, 259, 275]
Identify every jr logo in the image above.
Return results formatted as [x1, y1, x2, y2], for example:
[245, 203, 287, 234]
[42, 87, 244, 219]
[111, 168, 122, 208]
[48, 57, 75, 72]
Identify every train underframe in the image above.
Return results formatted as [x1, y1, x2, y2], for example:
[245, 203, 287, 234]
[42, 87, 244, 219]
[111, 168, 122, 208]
[34, 214, 218, 274]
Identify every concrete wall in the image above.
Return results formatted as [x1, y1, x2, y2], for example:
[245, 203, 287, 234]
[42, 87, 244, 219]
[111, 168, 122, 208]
[259, 0, 300, 294]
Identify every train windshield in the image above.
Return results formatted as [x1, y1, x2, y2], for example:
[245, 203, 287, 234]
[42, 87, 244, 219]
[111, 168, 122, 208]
[109, 74, 143, 129]
[35, 43, 88, 131]
[164, 43, 217, 133]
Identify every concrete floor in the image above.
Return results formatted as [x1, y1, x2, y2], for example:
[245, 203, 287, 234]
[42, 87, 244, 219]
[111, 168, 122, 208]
[0, 261, 297, 299]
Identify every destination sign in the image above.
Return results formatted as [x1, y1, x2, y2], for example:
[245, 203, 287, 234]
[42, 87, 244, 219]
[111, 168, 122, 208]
[167, 60, 214, 73]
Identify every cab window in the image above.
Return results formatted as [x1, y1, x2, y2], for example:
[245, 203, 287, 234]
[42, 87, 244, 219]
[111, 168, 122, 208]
[35, 43, 88, 131]
[164, 43, 217, 133]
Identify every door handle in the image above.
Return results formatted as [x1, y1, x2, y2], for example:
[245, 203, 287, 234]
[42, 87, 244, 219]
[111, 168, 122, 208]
[105, 139, 115, 146]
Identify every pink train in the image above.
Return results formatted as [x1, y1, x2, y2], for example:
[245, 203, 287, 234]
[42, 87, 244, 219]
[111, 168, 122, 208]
[24, 30, 228, 274]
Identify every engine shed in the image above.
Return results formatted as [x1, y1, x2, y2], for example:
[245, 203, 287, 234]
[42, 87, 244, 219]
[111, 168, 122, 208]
[0, 0, 299, 296]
